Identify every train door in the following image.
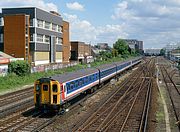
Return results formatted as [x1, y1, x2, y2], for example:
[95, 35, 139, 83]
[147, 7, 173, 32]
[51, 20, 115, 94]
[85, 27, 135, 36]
[34, 83, 41, 107]
[51, 81, 60, 105]
[60, 83, 65, 103]
[41, 83, 50, 104]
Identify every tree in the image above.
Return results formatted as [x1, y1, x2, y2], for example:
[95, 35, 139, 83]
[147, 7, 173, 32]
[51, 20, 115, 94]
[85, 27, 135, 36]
[99, 51, 112, 60]
[160, 48, 166, 56]
[113, 39, 130, 56]
[112, 48, 118, 57]
[8, 60, 30, 76]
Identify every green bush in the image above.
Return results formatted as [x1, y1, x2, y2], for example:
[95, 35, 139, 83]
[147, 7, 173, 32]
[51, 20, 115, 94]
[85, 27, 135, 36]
[8, 60, 30, 76]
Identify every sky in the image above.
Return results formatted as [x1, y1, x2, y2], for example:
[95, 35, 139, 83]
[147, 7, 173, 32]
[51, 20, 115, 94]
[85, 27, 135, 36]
[1, 0, 180, 48]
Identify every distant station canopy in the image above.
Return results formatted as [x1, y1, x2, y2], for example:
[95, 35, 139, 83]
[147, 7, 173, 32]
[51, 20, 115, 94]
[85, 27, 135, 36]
[50, 11, 61, 16]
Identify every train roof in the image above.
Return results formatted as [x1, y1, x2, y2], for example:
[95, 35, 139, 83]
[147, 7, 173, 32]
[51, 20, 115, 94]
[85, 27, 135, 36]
[96, 63, 116, 71]
[48, 67, 99, 83]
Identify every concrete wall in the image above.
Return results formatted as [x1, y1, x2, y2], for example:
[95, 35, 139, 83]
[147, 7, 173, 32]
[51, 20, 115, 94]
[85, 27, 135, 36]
[56, 52, 62, 63]
[34, 51, 49, 65]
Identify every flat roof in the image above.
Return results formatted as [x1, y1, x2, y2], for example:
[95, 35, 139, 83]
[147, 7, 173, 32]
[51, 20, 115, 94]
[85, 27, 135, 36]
[0, 51, 14, 59]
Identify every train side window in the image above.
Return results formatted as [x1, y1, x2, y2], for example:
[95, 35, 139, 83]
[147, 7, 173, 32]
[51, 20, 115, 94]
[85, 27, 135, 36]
[90, 75, 93, 82]
[82, 78, 84, 85]
[96, 74, 99, 79]
[66, 84, 70, 91]
[75, 80, 78, 88]
[53, 84, 58, 92]
[89, 76, 92, 82]
[70, 82, 74, 90]
[85, 77, 88, 84]
[43, 85, 48, 91]
[93, 74, 95, 80]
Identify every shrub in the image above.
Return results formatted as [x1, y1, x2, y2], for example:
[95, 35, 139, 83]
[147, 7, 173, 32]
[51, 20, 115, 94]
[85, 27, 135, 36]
[8, 60, 30, 76]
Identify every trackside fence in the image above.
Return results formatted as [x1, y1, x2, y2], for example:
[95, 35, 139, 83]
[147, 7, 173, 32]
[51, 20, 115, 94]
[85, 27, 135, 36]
[31, 61, 78, 73]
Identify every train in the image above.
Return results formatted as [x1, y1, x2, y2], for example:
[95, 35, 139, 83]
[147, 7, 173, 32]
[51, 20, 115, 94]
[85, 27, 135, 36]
[34, 57, 142, 112]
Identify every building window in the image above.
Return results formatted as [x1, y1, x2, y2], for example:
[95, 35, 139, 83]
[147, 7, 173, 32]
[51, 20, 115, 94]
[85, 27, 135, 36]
[57, 37, 62, 44]
[30, 34, 34, 42]
[0, 34, 3, 43]
[0, 17, 4, 26]
[37, 19, 43, 28]
[45, 21, 51, 29]
[52, 24, 57, 31]
[25, 37, 29, 47]
[58, 25, 62, 33]
[37, 34, 43, 42]
[25, 15, 29, 26]
[25, 26, 29, 35]
[45, 35, 50, 44]
[30, 19, 33, 26]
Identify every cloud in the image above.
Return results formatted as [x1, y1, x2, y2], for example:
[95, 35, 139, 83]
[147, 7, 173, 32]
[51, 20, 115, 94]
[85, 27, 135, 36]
[63, 13, 127, 46]
[66, 2, 84, 11]
[111, 0, 180, 48]
[0, 0, 58, 12]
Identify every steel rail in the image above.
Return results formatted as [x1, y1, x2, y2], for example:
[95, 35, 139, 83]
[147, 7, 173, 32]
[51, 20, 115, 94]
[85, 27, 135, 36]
[160, 66, 180, 130]
[119, 79, 151, 132]
[77, 71, 143, 131]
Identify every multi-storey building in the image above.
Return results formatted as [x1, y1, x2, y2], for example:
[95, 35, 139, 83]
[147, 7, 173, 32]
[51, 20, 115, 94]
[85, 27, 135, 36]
[123, 39, 144, 54]
[70, 41, 91, 63]
[144, 48, 161, 56]
[0, 7, 70, 66]
[97, 43, 109, 50]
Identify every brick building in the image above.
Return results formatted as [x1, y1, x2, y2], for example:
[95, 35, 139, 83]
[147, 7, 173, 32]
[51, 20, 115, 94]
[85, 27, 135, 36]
[0, 7, 70, 66]
[70, 41, 91, 63]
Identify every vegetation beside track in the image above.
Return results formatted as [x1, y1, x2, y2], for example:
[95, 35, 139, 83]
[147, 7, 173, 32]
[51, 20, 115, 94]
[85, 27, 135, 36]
[0, 38, 140, 93]
[0, 56, 138, 92]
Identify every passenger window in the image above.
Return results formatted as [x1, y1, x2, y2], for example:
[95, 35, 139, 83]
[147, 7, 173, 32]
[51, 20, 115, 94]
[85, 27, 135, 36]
[82, 79, 84, 85]
[89, 76, 92, 81]
[43, 85, 48, 91]
[70, 82, 74, 90]
[85, 77, 88, 84]
[66, 84, 70, 91]
[53, 84, 57, 92]
[75, 80, 78, 88]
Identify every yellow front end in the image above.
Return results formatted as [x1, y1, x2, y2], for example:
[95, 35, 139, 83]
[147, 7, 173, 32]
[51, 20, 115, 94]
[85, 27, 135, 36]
[41, 83, 50, 104]
[34, 80, 60, 110]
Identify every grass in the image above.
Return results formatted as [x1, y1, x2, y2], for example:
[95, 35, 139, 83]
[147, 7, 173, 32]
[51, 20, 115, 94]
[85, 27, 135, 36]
[0, 56, 137, 93]
[156, 96, 165, 122]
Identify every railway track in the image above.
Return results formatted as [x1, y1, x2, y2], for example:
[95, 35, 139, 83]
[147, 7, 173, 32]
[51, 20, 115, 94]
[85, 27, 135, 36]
[0, 87, 33, 103]
[0, 87, 34, 118]
[160, 65, 180, 130]
[71, 58, 155, 131]
[0, 80, 120, 132]
[0, 73, 124, 131]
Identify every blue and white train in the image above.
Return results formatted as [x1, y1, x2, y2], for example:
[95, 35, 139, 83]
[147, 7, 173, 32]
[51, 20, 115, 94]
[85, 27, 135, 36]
[34, 57, 141, 110]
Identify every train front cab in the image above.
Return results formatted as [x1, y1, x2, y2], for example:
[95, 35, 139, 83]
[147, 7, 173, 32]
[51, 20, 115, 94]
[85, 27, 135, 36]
[34, 79, 61, 111]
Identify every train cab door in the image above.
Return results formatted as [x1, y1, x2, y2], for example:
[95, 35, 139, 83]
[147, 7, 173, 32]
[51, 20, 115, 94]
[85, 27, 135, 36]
[34, 83, 41, 107]
[41, 83, 50, 104]
[51, 81, 60, 105]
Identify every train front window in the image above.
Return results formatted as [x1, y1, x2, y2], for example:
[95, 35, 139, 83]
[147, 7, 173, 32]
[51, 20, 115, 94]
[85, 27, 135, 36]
[36, 85, 40, 91]
[53, 84, 57, 92]
[43, 85, 48, 91]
